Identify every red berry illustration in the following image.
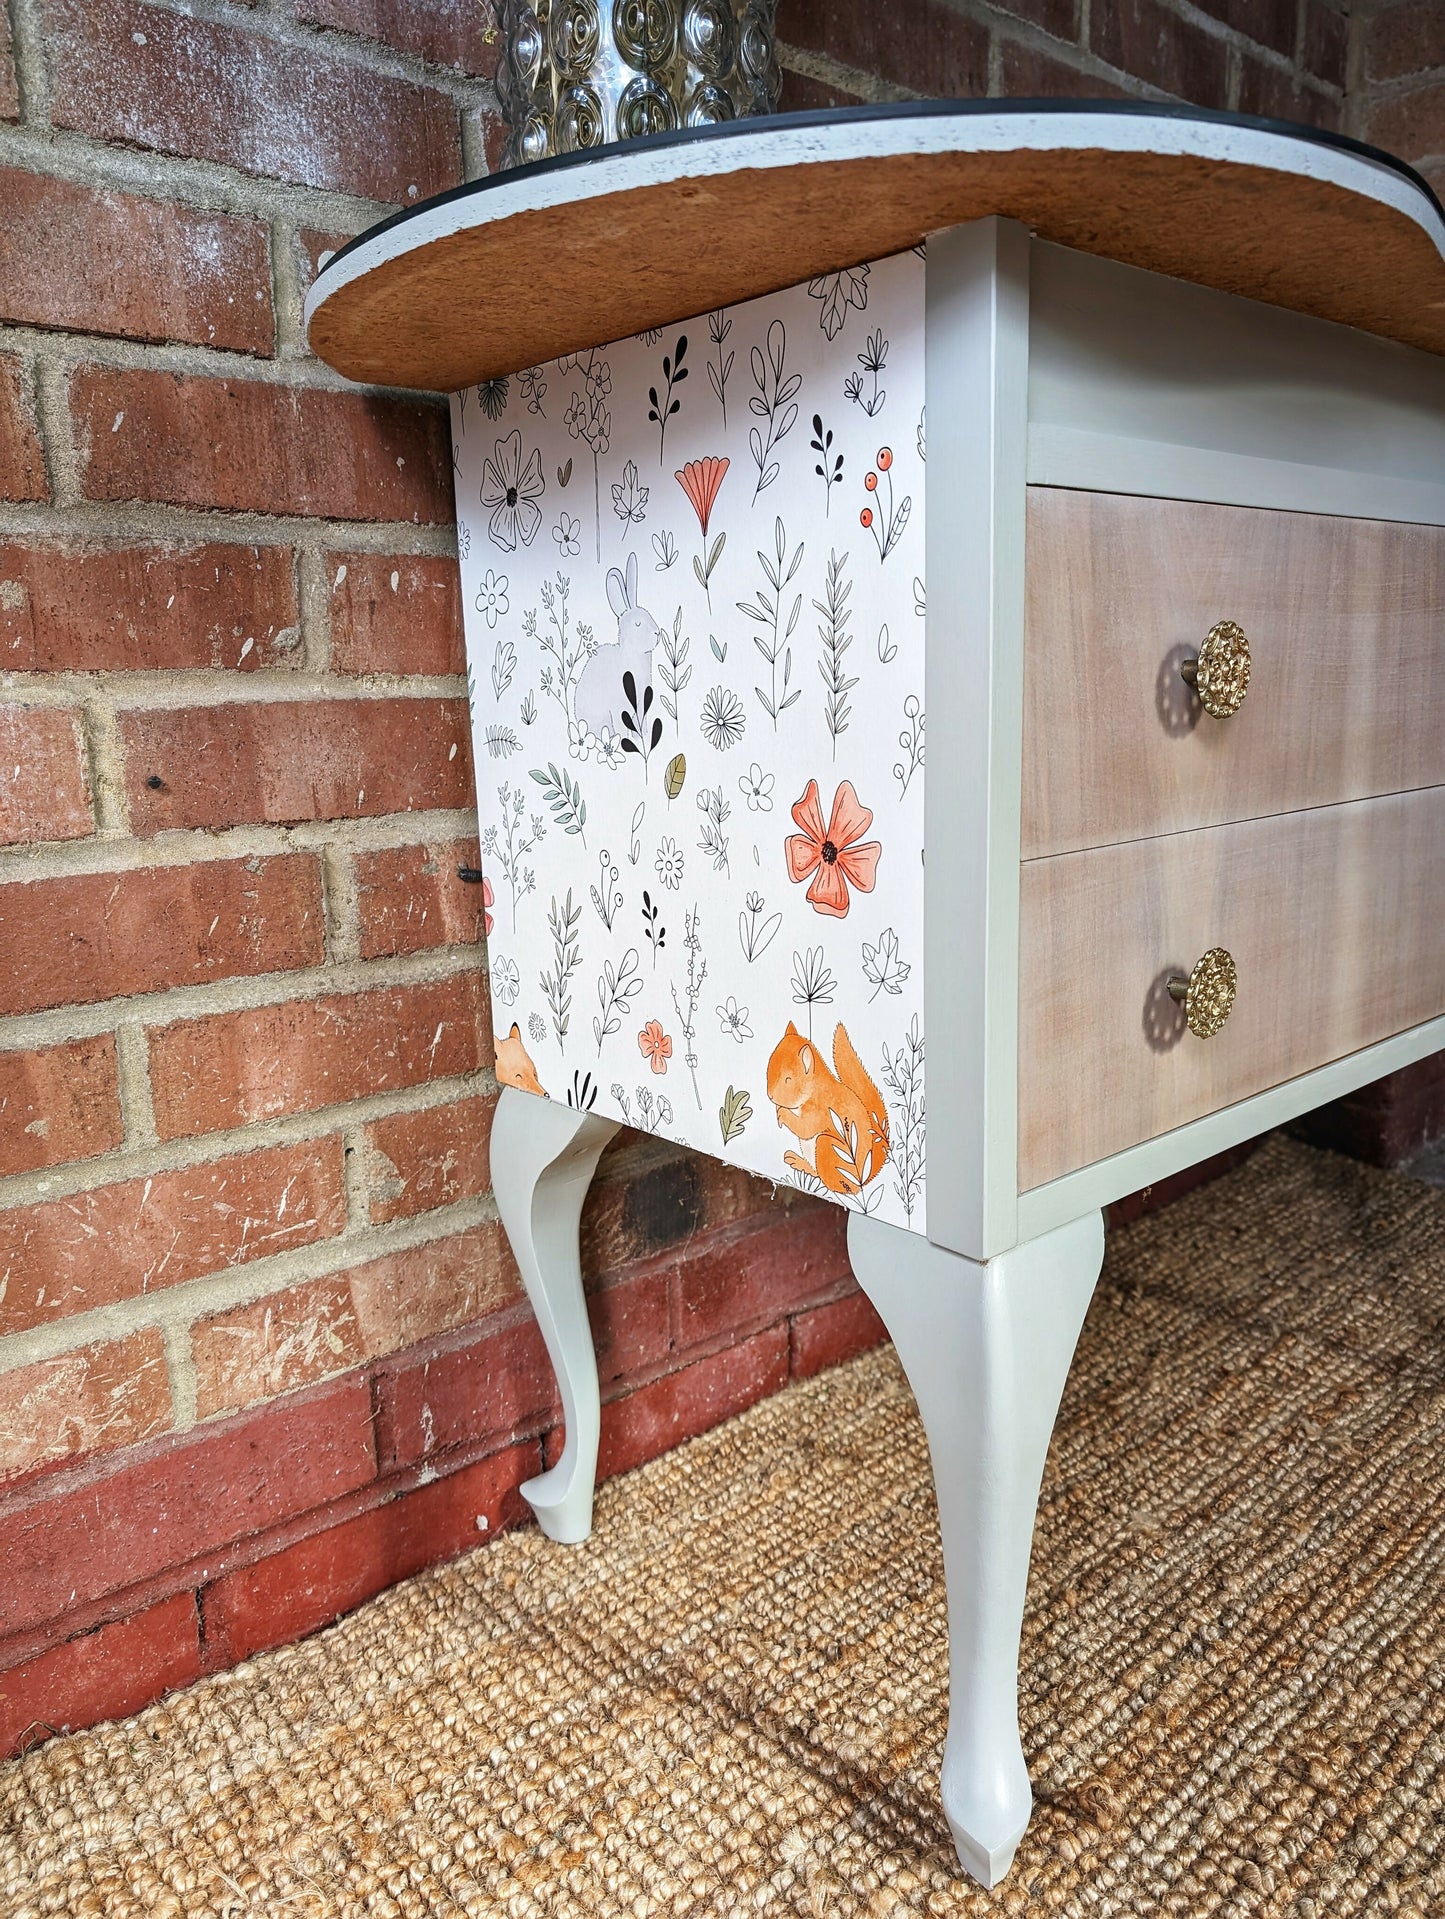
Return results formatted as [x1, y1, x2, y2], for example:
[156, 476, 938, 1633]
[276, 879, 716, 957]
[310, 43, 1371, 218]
[860, 507, 873, 527]
[877, 446, 893, 471]
[864, 471, 878, 492]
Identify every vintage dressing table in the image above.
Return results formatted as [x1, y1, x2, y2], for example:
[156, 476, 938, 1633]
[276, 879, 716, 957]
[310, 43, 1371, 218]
[306, 103, 1445, 1884]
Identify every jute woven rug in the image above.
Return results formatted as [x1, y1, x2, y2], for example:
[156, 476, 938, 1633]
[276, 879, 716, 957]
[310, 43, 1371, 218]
[2, 1135, 1443, 1918]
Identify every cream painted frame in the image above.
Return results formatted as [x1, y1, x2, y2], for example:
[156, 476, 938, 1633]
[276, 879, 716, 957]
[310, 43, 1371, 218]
[921, 223, 1445, 1265]
[1017, 240, 1445, 1225]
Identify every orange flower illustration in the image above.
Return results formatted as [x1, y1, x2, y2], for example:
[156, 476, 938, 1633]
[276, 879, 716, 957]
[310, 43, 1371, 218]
[675, 456, 729, 537]
[638, 1019, 673, 1074]
[785, 780, 881, 919]
[482, 875, 495, 938]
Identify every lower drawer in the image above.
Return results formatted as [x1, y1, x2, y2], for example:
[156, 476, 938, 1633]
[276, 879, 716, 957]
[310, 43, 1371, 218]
[1017, 786, 1445, 1190]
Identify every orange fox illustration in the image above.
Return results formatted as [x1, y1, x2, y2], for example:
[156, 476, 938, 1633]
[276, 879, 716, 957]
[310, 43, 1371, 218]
[766, 1020, 889, 1198]
[494, 1022, 547, 1098]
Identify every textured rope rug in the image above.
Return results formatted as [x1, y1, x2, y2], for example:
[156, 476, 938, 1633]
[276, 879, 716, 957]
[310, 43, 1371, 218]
[2, 1135, 1443, 1918]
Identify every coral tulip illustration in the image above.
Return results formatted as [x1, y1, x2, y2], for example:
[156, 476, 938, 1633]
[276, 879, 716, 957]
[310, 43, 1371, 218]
[675, 456, 729, 537]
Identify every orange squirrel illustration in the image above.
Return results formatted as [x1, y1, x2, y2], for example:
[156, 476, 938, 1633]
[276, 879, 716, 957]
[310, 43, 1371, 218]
[766, 1020, 889, 1198]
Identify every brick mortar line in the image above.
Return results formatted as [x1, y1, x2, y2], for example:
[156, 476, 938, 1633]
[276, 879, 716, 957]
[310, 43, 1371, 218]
[7, 0, 52, 126]
[106, 0, 501, 104]
[0, 1279, 852, 1653]
[785, 5, 1345, 108]
[774, 42, 918, 104]
[0, 1067, 495, 1210]
[0, 939, 486, 1049]
[778, 27, 1173, 107]
[321, 841, 362, 964]
[985, 33, 1005, 97]
[341, 1119, 371, 1229]
[0, 1195, 841, 1460]
[459, 101, 492, 183]
[76, 691, 130, 835]
[0, 317, 453, 400]
[368, 1288, 539, 1375]
[7, 0, 500, 127]
[571, 1187, 818, 1299]
[603, 1277, 857, 1401]
[0, 1189, 504, 1400]
[269, 215, 307, 362]
[0, 808, 481, 884]
[965, 0, 1085, 56]
[0, 1256, 839, 1560]
[0, 1431, 551, 1673]
[1368, 68, 1445, 95]
[296, 544, 335, 672]
[160, 1316, 199, 1427]
[1224, 41, 1243, 114]
[0, 121, 396, 230]
[1342, 9, 1363, 142]
[0, 502, 461, 555]
[113, 1019, 159, 1148]
[1167, 0, 1344, 77]
[0, 669, 467, 709]
[24, 352, 71, 506]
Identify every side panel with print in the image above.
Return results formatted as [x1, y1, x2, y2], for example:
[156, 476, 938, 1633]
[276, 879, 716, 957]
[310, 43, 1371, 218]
[453, 250, 928, 1233]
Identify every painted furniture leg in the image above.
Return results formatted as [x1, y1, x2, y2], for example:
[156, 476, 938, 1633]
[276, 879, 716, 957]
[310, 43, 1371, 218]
[846, 1209, 1105, 1887]
[490, 1086, 621, 1543]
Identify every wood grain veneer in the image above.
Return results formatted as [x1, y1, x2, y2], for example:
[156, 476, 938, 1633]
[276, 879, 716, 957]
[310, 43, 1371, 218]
[1022, 492, 1445, 859]
[1017, 787, 1445, 1189]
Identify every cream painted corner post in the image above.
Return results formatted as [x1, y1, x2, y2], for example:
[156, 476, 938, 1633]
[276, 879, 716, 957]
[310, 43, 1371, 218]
[843, 218, 1107, 1888]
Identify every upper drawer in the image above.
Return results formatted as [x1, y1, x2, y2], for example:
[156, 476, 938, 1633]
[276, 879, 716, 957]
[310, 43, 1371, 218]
[1021, 490, 1445, 859]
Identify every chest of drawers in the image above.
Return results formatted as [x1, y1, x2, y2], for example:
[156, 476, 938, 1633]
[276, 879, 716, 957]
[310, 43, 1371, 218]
[306, 104, 1445, 1886]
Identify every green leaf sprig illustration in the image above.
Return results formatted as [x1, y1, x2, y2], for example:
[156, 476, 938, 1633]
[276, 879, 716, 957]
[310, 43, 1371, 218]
[594, 948, 642, 1053]
[748, 320, 801, 501]
[740, 516, 803, 728]
[693, 531, 726, 610]
[540, 889, 582, 1041]
[815, 547, 856, 757]
[530, 762, 587, 843]
[658, 607, 691, 730]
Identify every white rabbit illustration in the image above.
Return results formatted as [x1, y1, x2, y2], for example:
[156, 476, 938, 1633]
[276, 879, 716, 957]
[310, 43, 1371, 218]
[574, 551, 663, 740]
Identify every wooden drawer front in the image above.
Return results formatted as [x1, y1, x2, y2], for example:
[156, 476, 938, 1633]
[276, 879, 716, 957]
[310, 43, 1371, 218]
[1022, 490, 1445, 859]
[1017, 787, 1445, 1190]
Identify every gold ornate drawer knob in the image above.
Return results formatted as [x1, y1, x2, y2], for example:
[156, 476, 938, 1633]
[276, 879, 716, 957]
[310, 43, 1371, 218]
[1181, 619, 1251, 717]
[1167, 947, 1238, 1038]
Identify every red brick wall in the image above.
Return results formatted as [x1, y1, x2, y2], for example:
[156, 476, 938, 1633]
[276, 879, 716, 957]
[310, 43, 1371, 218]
[0, 0, 1438, 1757]
[776, 0, 1350, 122]
[1357, 0, 1445, 199]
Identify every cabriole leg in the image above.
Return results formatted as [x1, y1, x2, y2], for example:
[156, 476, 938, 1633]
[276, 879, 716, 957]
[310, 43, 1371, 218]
[490, 1086, 621, 1543]
[846, 1209, 1105, 1887]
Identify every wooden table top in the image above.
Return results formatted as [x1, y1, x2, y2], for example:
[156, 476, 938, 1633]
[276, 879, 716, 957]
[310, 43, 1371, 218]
[304, 101, 1445, 392]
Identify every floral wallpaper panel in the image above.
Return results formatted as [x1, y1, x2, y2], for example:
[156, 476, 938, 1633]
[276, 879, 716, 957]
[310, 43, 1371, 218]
[453, 247, 927, 1233]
